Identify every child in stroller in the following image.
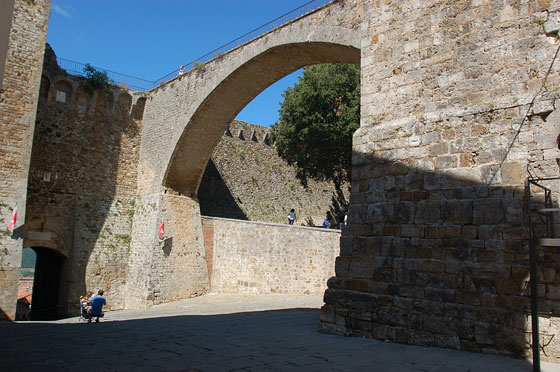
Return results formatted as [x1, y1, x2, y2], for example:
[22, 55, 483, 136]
[79, 292, 92, 322]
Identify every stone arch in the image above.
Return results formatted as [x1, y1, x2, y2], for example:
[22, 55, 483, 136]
[263, 133, 272, 146]
[28, 246, 67, 320]
[163, 39, 360, 196]
[131, 96, 146, 121]
[23, 217, 70, 320]
[116, 91, 132, 120]
[128, 20, 361, 308]
[53, 79, 72, 104]
[23, 217, 69, 258]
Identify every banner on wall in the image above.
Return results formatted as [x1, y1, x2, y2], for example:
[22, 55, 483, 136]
[158, 216, 165, 242]
[8, 204, 17, 237]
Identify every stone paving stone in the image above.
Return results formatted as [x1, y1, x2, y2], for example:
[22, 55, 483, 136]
[1, 294, 559, 372]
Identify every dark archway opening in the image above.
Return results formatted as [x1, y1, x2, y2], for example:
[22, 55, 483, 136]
[29, 247, 65, 320]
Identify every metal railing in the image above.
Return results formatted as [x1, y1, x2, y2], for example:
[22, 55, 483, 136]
[54, 0, 335, 91]
[526, 165, 560, 372]
[56, 57, 155, 91]
[153, 0, 335, 86]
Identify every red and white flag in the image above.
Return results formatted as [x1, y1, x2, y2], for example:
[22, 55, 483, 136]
[8, 204, 17, 237]
[157, 216, 165, 242]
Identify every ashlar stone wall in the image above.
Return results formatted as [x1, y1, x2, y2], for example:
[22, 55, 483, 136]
[199, 120, 350, 226]
[0, 0, 50, 320]
[203, 216, 340, 295]
[319, 0, 560, 362]
[24, 45, 146, 315]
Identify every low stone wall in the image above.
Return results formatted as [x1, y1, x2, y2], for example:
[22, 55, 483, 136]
[202, 216, 340, 295]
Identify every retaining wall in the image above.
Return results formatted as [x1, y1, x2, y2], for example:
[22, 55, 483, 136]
[202, 216, 340, 295]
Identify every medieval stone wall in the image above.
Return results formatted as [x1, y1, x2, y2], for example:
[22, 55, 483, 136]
[203, 216, 340, 295]
[199, 120, 349, 226]
[0, 0, 50, 320]
[25, 46, 346, 314]
[25, 45, 145, 314]
[318, 0, 560, 362]
[6, 0, 560, 362]
[129, 0, 360, 308]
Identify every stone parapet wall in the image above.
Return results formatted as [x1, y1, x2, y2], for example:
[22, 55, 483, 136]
[0, 0, 50, 320]
[203, 216, 340, 295]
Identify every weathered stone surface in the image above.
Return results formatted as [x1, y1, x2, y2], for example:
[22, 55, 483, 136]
[205, 216, 339, 295]
[319, 0, 560, 363]
[3, 0, 560, 364]
[199, 120, 349, 226]
[0, 0, 51, 320]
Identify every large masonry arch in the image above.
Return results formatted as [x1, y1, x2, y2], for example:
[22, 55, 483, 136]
[164, 40, 360, 196]
[5, 0, 560, 365]
[137, 22, 361, 197]
[126, 8, 361, 308]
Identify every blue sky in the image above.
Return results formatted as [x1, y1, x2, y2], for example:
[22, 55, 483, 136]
[46, 1, 328, 127]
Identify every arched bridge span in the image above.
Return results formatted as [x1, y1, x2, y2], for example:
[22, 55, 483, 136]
[165, 40, 360, 196]
[138, 21, 361, 197]
[127, 2, 361, 308]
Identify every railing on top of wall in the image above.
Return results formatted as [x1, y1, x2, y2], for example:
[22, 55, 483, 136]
[55, 57, 155, 92]
[54, 0, 335, 92]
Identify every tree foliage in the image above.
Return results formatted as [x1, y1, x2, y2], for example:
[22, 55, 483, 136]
[271, 64, 360, 187]
[81, 63, 113, 93]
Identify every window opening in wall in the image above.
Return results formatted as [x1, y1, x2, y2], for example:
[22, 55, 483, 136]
[56, 90, 66, 103]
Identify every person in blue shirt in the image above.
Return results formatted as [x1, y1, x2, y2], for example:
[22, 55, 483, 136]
[323, 211, 333, 228]
[87, 289, 106, 323]
[288, 209, 296, 225]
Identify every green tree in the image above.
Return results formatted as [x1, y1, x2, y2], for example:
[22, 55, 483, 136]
[271, 64, 360, 187]
[81, 63, 113, 93]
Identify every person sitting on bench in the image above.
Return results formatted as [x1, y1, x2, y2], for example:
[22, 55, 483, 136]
[87, 289, 106, 323]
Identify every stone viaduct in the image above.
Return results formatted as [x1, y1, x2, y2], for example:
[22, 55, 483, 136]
[2, 0, 560, 364]
[126, 2, 361, 308]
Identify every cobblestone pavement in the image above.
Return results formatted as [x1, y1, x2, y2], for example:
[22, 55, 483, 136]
[1, 293, 558, 372]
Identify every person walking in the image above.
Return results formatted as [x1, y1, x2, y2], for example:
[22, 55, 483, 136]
[288, 209, 296, 225]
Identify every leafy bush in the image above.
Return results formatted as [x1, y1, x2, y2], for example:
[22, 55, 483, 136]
[81, 63, 114, 93]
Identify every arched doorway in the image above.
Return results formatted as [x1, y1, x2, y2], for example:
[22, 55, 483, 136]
[29, 247, 65, 320]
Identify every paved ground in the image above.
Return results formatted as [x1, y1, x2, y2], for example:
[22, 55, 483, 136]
[1, 293, 558, 372]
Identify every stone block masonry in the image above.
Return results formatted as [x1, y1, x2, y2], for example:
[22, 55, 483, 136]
[199, 120, 350, 226]
[21, 43, 348, 317]
[3, 0, 559, 363]
[203, 216, 340, 295]
[318, 0, 560, 363]
[0, 0, 51, 320]
[24, 44, 145, 316]
[125, 194, 209, 308]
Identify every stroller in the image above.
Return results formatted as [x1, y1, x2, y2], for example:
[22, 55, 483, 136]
[78, 296, 90, 322]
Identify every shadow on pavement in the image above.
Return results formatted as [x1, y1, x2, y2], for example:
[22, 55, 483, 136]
[0, 308, 542, 372]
